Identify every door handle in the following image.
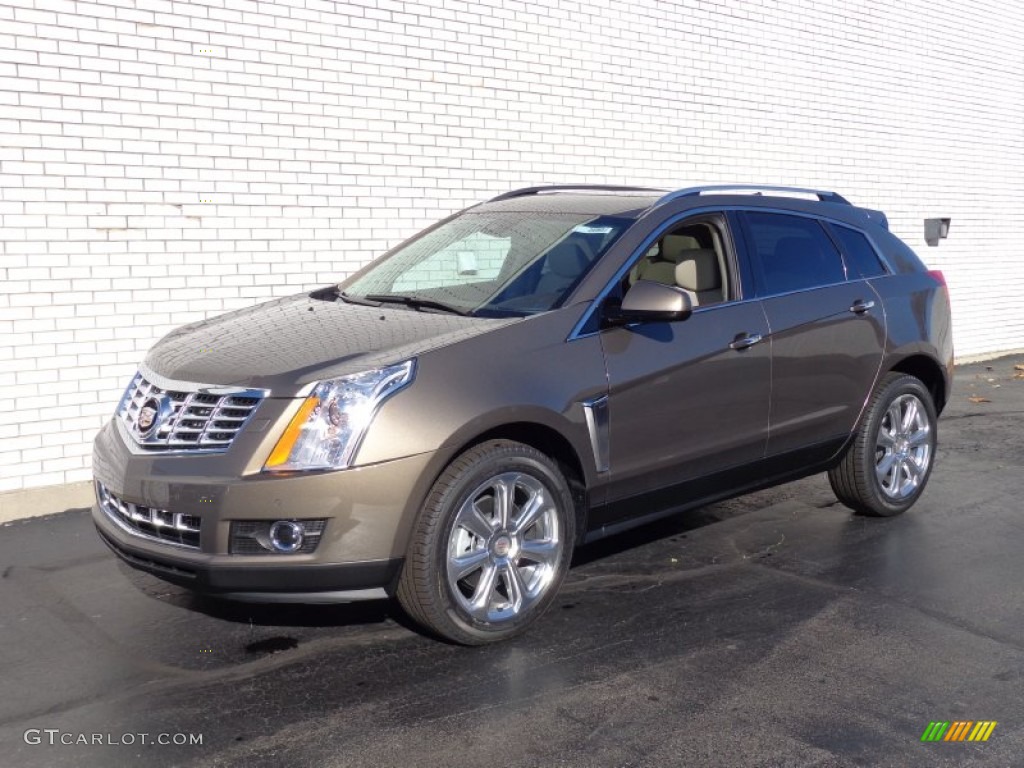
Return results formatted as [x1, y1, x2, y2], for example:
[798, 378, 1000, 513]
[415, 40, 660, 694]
[849, 299, 875, 314]
[729, 333, 764, 351]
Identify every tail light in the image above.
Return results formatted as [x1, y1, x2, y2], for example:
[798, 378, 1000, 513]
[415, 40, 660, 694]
[927, 269, 946, 286]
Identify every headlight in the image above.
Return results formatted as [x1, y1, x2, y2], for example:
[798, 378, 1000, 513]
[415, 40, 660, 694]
[263, 360, 415, 472]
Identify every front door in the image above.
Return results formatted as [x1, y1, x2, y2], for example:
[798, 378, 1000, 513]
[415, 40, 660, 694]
[595, 214, 772, 525]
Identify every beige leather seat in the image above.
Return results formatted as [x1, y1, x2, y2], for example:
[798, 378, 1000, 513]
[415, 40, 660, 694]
[662, 234, 701, 263]
[674, 249, 723, 306]
[631, 234, 700, 285]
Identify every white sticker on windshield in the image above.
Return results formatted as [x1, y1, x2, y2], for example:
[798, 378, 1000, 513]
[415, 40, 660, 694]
[573, 225, 614, 234]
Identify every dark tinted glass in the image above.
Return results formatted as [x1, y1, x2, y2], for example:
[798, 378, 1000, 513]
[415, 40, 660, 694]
[871, 227, 925, 274]
[744, 212, 846, 295]
[830, 224, 887, 278]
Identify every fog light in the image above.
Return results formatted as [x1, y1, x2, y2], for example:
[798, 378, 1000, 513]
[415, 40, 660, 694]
[269, 520, 305, 553]
[229, 519, 326, 555]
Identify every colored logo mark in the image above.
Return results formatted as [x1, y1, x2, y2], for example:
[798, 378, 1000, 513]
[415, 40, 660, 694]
[921, 721, 997, 742]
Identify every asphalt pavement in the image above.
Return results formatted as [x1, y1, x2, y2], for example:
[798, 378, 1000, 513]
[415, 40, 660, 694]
[1, 356, 1023, 768]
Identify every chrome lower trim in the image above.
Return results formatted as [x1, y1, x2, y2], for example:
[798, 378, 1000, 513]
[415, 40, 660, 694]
[582, 395, 610, 473]
[96, 481, 201, 550]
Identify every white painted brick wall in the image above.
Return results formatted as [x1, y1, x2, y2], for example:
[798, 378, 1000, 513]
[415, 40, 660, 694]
[1, 0, 1023, 494]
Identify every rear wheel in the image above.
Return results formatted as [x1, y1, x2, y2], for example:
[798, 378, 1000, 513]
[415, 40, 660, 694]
[397, 440, 575, 645]
[829, 372, 937, 517]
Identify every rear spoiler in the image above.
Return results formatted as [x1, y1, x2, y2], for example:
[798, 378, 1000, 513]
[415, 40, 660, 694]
[863, 209, 889, 229]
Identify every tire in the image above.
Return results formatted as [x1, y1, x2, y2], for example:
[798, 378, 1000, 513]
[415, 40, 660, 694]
[397, 440, 576, 645]
[829, 372, 938, 517]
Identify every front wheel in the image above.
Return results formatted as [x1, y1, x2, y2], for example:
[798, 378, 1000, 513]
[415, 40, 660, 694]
[397, 440, 576, 645]
[829, 372, 938, 517]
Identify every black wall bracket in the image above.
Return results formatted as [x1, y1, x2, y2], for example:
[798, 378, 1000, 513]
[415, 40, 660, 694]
[925, 218, 951, 246]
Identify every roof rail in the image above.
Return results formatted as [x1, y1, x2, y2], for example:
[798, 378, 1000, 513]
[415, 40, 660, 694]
[656, 185, 851, 206]
[489, 185, 665, 202]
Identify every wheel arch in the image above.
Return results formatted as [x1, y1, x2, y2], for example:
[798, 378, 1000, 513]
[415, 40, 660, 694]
[453, 422, 590, 544]
[406, 419, 592, 548]
[888, 354, 949, 415]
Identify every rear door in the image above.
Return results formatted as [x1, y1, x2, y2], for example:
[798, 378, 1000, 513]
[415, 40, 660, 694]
[738, 211, 885, 457]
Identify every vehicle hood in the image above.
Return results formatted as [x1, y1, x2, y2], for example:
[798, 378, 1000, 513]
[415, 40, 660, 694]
[143, 291, 522, 394]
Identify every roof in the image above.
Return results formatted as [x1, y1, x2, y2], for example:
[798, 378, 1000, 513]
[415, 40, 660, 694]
[476, 184, 888, 229]
[477, 192, 663, 218]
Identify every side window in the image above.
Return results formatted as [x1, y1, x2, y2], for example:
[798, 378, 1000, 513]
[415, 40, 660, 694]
[625, 218, 730, 307]
[743, 212, 846, 295]
[829, 224, 888, 279]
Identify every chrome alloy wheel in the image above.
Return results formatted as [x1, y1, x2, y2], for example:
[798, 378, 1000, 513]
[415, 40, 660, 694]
[446, 471, 563, 624]
[875, 393, 932, 499]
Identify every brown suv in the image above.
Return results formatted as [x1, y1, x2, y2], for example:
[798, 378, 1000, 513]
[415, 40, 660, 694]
[93, 184, 953, 644]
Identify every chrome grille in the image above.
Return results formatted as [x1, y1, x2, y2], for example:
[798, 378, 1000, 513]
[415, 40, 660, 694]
[96, 482, 201, 549]
[117, 368, 265, 452]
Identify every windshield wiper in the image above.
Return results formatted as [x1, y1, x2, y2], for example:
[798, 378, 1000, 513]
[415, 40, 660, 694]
[363, 294, 471, 316]
[337, 290, 383, 307]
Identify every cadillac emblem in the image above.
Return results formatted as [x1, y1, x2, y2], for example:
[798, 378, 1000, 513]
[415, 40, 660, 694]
[136, 395, 170, 439]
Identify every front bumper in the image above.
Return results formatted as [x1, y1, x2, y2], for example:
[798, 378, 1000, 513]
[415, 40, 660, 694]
[96, 526, 402, 601]
[92, 416, 436, 600]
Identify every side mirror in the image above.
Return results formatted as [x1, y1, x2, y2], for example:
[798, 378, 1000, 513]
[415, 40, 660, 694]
[606, 280, 693, 324]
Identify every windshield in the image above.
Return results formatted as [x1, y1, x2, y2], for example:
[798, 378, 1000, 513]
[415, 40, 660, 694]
[340, 211, 632, 317]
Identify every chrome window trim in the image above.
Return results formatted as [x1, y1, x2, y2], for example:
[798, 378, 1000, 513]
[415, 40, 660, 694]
[570, 296, 768, 341]
[568, 204, 891, 341]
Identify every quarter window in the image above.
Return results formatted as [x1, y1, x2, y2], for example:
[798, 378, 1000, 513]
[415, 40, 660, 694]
[744, 212, 846, 295]
[830, 224, 887, 279]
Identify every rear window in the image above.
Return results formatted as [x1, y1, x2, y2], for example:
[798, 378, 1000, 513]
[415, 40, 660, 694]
[742, 212, 846, 295]
[830, 224, 887, 279]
